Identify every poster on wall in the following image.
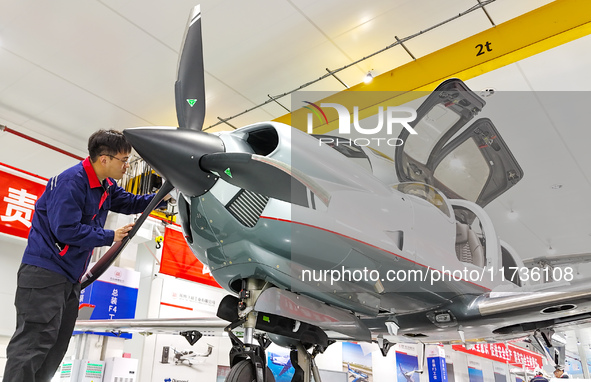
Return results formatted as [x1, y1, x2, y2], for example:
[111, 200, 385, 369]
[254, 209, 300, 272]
[493, 364, 508, 382]
[150, 334, 222, 382]
[468, 359, 484, 382]
[342, 342, 373, 382]
[396, 352, 419, 381]
[158, 275, 230, 318]
[216, 365, 230, 382]
[468, 367, 484, 382]
[566, 359, 583, 378]
[267, 344, 295, 382]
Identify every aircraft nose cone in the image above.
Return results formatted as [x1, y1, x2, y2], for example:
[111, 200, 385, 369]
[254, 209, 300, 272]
[124, 127, 224, 196]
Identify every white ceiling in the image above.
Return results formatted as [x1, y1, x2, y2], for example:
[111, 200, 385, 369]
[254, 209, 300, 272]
[2, 0, 591, 366]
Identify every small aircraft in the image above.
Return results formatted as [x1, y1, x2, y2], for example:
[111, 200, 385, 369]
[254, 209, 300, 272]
[269, 352, 290, 367]
[398, 364, 422, 382]
[75, 4, 591, 382]
[346, 364, 369, 382]
[268, 351, 294, 378]
[170, 344, 213, 366]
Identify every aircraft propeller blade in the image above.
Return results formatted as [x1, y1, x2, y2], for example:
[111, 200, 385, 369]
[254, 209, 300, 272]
[175, 5, 205, 131]
[82, 5, 209, 288]
[80, 180, 174, 289]
[200, 152, 309, 207]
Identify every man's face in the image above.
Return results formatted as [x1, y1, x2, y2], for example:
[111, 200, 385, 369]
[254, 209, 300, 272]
[554, 369, 564, 377]
[105, 151, 130, 180]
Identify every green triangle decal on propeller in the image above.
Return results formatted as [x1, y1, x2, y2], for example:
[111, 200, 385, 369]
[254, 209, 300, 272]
[187, 99, 197, 107]
[224, 168, 232, 178]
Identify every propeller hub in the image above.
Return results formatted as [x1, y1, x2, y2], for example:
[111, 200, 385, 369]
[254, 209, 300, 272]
[124, 127, 225, 196]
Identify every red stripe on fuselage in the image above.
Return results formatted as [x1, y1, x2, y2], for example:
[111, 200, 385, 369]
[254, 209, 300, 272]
[259, 215, 491, 291]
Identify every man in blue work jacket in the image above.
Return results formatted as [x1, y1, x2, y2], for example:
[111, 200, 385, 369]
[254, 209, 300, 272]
[530, 370, 549, 382]
[3, 129, 168, 382]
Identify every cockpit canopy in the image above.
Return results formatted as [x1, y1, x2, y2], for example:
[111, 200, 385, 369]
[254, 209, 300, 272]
[395, 78, 523, 207]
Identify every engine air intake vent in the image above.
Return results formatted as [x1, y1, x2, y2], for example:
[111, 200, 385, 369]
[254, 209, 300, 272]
[226, 189, 269, 227]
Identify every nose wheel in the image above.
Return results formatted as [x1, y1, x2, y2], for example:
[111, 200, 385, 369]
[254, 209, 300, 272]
[226, 359, 276, 382]
[219, 278, 330, 382]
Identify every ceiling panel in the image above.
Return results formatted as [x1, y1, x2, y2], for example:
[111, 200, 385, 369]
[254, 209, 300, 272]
[484, 0, 555, 25]
[0, 68, 67, 121]
[0, 50, 36, 94]
[97, 0, 202, 49]
[294, 0, 401, 40]
[80, 44, 177, 125]
[518, 34, 591, 91]
[403, 5, 491, 58]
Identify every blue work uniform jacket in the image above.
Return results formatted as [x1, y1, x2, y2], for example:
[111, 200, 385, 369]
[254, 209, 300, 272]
[22, 157, 161, 283]
[530, 376, 549, 382]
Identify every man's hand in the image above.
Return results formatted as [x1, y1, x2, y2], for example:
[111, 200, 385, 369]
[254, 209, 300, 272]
[114, 223, 134, 242]
[158, 193, 176, 209]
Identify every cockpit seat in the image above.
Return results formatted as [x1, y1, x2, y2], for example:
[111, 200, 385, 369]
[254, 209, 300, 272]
[455, 222, 485, 267]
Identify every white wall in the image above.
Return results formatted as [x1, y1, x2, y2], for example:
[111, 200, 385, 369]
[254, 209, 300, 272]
[122, 239, 161, 372]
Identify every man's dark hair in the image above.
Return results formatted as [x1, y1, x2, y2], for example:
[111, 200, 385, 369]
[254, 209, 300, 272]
[88, 129, 132, 162]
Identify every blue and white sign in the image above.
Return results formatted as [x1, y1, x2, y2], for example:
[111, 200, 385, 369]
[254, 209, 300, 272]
[426, 345, 448, 382]
[79, 265, 140, 320]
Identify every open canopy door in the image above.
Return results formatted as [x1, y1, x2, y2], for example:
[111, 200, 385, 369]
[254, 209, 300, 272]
[395, 78, 523, 207]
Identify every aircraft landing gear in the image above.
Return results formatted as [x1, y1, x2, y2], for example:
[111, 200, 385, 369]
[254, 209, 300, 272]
[226, 359, 275, 382]
[217, 278, 333, 382]
[530, 328, 566, 367]
[225, 329, 274, 382]
[289, 343, 327, 382]
[219, 279, 275, 382]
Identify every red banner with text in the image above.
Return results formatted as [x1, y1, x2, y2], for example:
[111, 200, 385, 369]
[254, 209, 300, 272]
[452, 343, 543, 370]
[159, 226, 222, 288]
[0, 170, 46, 239]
